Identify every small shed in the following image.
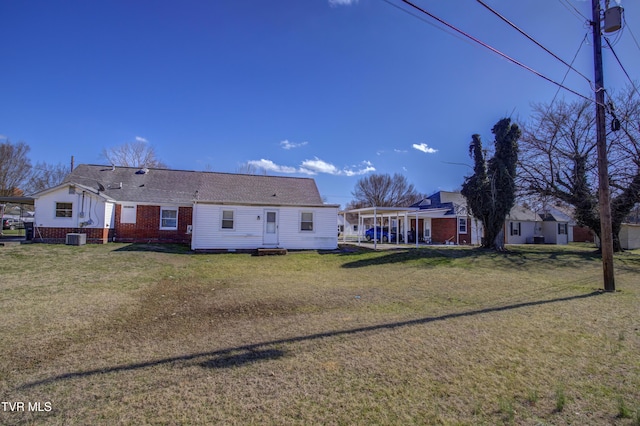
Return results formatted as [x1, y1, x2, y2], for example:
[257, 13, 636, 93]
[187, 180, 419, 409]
[619, 224, 640, 249]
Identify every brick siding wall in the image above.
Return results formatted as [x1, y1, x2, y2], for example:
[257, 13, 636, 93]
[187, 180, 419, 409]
[431, 218, 457, 244]
[34, 205, 192, 245]
[113, 204, 192, 244]
[34, 227, 109, 244]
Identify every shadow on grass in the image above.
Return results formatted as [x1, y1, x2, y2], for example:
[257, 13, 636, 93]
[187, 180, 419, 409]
[113, 243, 193, 254]
[339, 245, 602, 269]
[18, 290, 604, 390]
[199, 349, 285, 369]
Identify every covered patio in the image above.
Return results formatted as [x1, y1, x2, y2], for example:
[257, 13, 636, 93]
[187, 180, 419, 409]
[339, 206, 451, 250]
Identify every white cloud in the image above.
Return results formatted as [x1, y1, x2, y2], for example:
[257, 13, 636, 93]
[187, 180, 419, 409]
[301, 158, 339, 175]
[301, 158, 376, 176]
[280, 140, 308, 150]
[329, 0, 358, 6]
[412, 143, 438, 154]
[247, 158, 375, 177]
[394, 149, 408, 153]
[135, 136, 148, 143]
[343, 165, 376, 176]
[247, 159, 298, 174]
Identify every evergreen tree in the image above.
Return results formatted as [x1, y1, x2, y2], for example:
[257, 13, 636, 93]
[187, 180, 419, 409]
[461, 118, 520, 250]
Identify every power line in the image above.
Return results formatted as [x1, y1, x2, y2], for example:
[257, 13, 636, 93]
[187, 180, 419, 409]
[533, 33, 591, 136]
[557, 0, 590, 23]
[476, 0, 593, 85]
[380, 0, 475, 49]
[390, 0, 598, 105]
[603, 35, 640, 99]
[623, 15, 640, 55]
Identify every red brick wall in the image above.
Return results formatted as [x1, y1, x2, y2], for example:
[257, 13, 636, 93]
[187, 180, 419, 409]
[113, 204, 192, 244]
[573, 225, 594, 242]
[34, 227, 109, 244]
[432, 218, 456, 244]
[408, 217, 471, 245]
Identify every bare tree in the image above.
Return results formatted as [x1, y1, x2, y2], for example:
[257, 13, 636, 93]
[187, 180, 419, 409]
[102, 141, 168, 168]
[236, 162, 266, 175]
[350, 173, 424, 207]
[0, 140, 32, 196]
[518, 86, 640, 251]
[27, 162, 70, 194]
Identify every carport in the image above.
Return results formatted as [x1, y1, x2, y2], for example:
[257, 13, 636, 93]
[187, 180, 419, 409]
[339, 206, 450, 249]
[1, 196, 35, 241]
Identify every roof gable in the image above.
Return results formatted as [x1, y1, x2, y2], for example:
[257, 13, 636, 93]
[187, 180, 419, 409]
[61, 164, 327, 206]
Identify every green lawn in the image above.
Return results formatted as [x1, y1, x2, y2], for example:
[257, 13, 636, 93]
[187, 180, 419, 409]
[1, 243, 639, 425]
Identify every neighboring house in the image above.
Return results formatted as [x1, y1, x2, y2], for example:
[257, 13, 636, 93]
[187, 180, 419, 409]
[411, 191, 477, 245]
[33, 164, 338, 251]
[505, 206, 569, 245]
[539, 212, 570, 245]
[505, 205, 541, 244]
[337, 214, 358, 238]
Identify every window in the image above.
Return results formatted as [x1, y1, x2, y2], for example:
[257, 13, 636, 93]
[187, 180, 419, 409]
[221, 210, 234, 229]
[458, 217, 467, 233]
[558, 223, 568, 235]
[510, 222, 521, 236]
[55, 202, 73, 218]
[121, 204, 137, 224]
[300, 212, 313, 231]
[160, 207, 178, 230]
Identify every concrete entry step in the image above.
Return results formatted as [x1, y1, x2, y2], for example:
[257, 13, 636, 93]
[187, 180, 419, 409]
[256, 248, 287, 256]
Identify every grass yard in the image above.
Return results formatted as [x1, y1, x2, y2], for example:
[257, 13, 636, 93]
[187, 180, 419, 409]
[0, 242, 639, 425]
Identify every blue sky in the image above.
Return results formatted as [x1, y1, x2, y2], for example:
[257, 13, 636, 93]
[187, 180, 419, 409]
[1, 0, 639, 207]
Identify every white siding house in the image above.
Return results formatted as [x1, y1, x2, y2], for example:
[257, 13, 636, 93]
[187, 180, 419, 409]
[192, 204, 338, 250]
[33, 164, 338, 250]
[33, 183, 115, 243]
[505, 206, 541, 244]
[540, 213, 569, 245]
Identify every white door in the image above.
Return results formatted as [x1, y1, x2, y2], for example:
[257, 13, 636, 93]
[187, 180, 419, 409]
[263, 210, 278, 245]
[424, 218, 432, 243]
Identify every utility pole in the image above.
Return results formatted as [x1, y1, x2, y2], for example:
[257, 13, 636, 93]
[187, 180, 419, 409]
[591, 0, 615, 292]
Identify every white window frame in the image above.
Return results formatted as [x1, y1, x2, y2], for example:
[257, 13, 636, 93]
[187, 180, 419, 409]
[221, 209, 235, 230]
[300, 211, 314, 232]
[160, 206, 179, 230]
[55, 202, 73, 218]
[510, 222, 521, 236]
[458, 217, 467, 233]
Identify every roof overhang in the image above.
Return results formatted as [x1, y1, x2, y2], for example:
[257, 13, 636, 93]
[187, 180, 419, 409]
[195, 200, 339, 208]
[340, 206, 453, 218]
[0, 196, 35, 205]
[32, 182, 116, 202]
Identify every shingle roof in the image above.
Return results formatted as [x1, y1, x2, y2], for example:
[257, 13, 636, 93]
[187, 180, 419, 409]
[507, 205, 539, 221]
[64, 164, 327, 206]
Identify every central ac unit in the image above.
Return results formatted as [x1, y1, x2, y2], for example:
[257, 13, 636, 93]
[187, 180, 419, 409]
[66, 233, 87, 245]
